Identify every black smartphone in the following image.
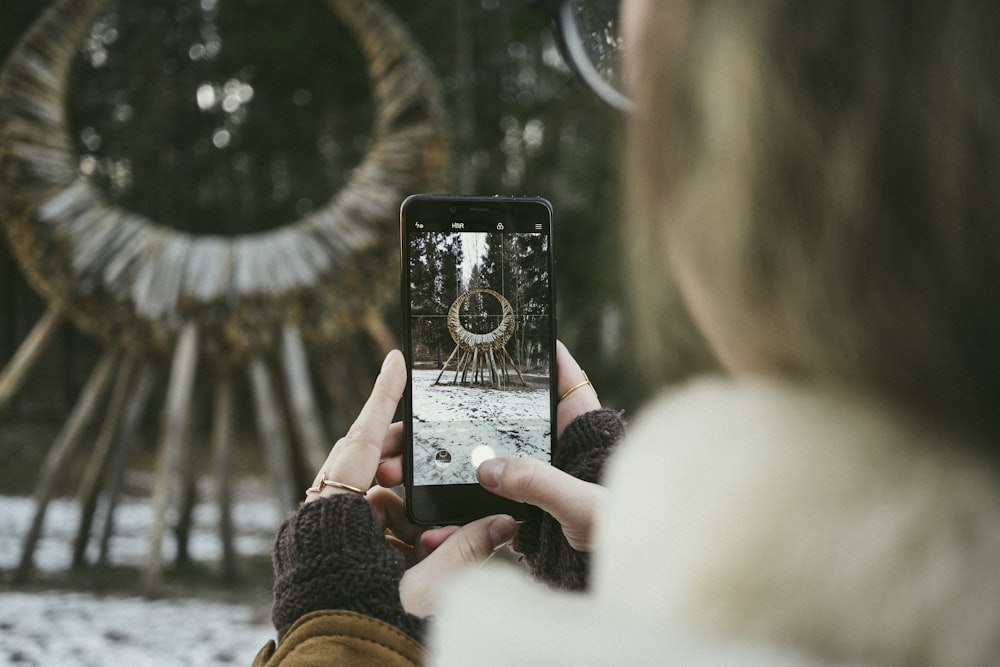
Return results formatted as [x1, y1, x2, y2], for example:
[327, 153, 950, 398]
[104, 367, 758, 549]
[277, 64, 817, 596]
[400, 194, 556, 525]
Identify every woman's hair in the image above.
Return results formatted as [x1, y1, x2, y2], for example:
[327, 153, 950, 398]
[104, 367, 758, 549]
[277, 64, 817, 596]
[625, 1, 1000, 436]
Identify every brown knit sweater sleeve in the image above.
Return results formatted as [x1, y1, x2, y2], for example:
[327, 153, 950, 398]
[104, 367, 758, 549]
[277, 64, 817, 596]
[511, 408, 625, 591]
[270, 494, 425, 643]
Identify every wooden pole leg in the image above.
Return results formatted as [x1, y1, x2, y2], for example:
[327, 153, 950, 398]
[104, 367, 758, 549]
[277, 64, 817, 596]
[72, 356, 136, 568]
[248, 356, 298, 512]
[280, 323, 328, 470]
[0, 306, 63, 411]
[146, 323, 199, 589]
[16, 350, 118, 582]
[95, 364, 157, 584]
[211, 372, 240, 583]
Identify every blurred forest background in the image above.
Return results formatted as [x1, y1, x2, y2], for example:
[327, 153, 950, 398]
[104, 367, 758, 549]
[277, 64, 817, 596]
[0, 0, 646, 483]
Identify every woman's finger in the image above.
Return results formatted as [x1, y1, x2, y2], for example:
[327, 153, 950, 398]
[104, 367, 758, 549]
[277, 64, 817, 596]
[367, 486, 424, 547]
[556, 340, 601, 437]
[418, 525, 461, 554]
[385, 534, 418, 568]
[375, 455, 404, 488]
[374, 422, 404, 487]
[382, 421, 404, 458]
[309, 350, 407, 497]
[399, 514, 518, 617]
[478, 456, 604, 551]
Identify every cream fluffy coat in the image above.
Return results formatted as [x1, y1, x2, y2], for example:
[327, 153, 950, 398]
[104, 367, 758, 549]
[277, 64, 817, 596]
[432, 378, 1000, 665]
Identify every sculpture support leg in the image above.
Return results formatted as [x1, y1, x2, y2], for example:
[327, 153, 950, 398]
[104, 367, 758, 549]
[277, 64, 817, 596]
[249, 356, 298, 512]
[95, 363, 156, 583]
[211, 372, 240, 582]
[174, 415, 200, 567]
[281, 323, 327, 469]
[434, 345, 460, 385]
[16, 350, 118, 582]
[146, 323, 199, 588]
[364, 310, 396, 357]
[72, 355, 136, 568]
[0, 306, 64, 410]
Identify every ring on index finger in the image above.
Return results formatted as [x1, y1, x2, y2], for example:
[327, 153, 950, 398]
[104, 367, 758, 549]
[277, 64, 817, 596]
[560, 370, 596, 402]
[305, 472, 368, 498]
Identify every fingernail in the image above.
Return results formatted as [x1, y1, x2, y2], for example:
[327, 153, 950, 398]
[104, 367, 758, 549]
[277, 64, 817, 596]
[477, 459, 505, 489]
[488, 515, 517, 548]
[381, 350, 395, 372]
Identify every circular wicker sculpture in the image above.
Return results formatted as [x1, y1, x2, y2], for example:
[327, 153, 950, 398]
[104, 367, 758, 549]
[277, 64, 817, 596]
[435, 288, 526, 388]
[0, 0, 448, 359]
[0, 0, 449, 584]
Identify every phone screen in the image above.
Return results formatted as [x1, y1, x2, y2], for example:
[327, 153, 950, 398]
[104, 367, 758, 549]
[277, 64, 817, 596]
[400, 195, 555, 524]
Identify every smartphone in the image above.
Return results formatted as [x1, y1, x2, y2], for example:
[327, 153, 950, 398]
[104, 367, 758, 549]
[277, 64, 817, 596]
[400, 194, 556, 525]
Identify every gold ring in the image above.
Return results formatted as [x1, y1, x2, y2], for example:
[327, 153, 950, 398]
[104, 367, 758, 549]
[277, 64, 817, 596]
[559, 370, 596, 402]
[306, 472, 368, 497]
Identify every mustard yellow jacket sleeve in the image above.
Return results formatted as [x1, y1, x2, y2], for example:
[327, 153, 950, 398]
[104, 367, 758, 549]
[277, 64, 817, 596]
[253, 610, 427, 667]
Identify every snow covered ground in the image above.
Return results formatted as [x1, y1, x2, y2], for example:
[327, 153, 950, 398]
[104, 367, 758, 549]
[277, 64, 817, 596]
[411, 369, 552, 485]
[0, 474, 281, 666]
[0, 591, 273, 666]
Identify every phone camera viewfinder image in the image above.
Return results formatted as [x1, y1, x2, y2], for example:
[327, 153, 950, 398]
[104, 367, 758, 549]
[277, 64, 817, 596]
[401, 195, 555, 523]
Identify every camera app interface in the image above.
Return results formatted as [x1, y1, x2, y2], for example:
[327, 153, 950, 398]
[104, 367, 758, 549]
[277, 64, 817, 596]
[407, 220, 552, 486]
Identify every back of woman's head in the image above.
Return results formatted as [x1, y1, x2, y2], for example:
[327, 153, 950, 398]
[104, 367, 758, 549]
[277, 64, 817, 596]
[625, 0, 1000, 438]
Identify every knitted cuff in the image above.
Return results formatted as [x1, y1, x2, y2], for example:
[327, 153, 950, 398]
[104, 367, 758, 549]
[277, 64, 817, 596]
[512, 408, 626, 591]
[270, 494, 425, 643]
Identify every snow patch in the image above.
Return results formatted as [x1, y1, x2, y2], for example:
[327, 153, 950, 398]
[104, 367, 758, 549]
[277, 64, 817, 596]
[0, 477, 282, 665]
[411, 369, 551, 484]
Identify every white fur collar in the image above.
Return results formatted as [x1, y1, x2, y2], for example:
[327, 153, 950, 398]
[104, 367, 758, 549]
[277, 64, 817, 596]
[433, 378, 1000, 665]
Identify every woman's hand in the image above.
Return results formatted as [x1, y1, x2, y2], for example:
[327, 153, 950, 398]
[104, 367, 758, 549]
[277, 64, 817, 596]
[475, 340, 606, 551]
[306, 350, 516, 616]
[368, 488, 516, 617]
[375, 341, 607, 553]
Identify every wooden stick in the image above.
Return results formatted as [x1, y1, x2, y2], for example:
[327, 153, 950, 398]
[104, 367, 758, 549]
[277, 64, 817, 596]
[434, 345, 460, 385]
[248, 356, 298, 512]
[146, 323, 199, 588]
[174, 408, 199, 567]
[95, 363, 156, 583]
[211, 371, 240, 582]
[456, 350, 469, 384]
[498, 351, 510, 386]
[72, 354, 136, 568]
[0, 306, 63, 410]
[15, 349, 118, 582]
[315, 357, 358, 439]
[363, 310, 396, 356]
[502, 348, 527, 385]
[280, 323, 327, 470]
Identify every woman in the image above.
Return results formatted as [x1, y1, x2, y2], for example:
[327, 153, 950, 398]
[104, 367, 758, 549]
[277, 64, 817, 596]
[257, 1, 1000, 664]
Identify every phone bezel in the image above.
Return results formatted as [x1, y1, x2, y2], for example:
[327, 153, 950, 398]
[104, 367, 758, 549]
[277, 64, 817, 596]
[399, 194, 556, 525]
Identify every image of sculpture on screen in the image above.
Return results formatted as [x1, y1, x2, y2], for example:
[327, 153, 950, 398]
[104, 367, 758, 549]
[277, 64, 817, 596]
[407, 231, 552, 485]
